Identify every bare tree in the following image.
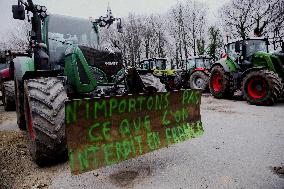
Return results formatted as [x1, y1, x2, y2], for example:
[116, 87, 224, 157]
[220, 0, 284, 38]
[2, 21, 30, 50]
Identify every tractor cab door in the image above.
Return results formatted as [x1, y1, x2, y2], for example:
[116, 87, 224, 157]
[242, 39, 268, 70]
[227, 42, 242, 63]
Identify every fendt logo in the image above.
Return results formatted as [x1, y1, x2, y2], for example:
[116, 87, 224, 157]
[105, 62, 118, 66]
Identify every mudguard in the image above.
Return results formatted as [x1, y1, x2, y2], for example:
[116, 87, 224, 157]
[241, 66, 266, 79]
[212, 58, 239, 73]
[13, 57, 34, 83]
[64, 46, 97, 94]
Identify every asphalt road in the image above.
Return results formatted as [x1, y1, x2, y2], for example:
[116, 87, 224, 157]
[1, 95, 284, 189]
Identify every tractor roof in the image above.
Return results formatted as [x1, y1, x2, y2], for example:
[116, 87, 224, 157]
[227, 37, 268, 44]
[140, 58, 167, 62]
[182, 55, 212, 60]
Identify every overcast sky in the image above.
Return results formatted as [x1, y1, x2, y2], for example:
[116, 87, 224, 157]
[0, 0, 229, 40]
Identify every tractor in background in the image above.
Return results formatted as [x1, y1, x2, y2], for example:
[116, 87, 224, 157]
[0, 50, 30, 111]
[12, 0, 165, 165]
[138, 58, 177, 90]
[181, 56, 213, 91]
[0, 51, 10, 98]
[209, 36, 284, 105]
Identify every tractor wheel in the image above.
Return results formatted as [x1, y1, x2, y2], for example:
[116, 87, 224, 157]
[209, 65, 234, 99]
[24, 77, 68, 166]
[15, 78, 27, 130]
[173, 72, 183, 90]
[242, 70, 283, 105]
[140, 73, 167, 92]
[189, 71, 209, 91]
[2, 81, 16, 111]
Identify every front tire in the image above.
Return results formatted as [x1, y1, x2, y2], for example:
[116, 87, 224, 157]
[2, 81, 16, 111]
[15, 78, 26, 130]
[242, 70, 283, 105]
[189, 71, 209, 92]
[209, 66, 234, 99]
[24, 77, 68, 165]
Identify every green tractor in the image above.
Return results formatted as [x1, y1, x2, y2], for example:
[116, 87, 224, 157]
[138, 58, 177, 90]
[11, 0, 164, 165]
[181, 56, 213, 91]
[209, 36, 284, 105]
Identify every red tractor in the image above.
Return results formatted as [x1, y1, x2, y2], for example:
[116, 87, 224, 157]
[181, 56, 213, 91]
[0, 50, 30, 111]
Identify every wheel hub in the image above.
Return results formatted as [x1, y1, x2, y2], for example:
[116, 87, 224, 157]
[212, 73, 222, 92]
[247, 77, 267, 100]
[195, 78, 204, 88]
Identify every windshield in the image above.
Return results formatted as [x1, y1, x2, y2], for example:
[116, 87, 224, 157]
[141, 60, 150, 69]
[227, 40, 267, 60]
[149, 60, 155, 69]
[227, 43, 241, 60]
[186, 59, 195, 70]
[155, 59, 167, 70]
[195, 58, 204, 68]
[246, 40, 267, 57]
[48, 14, 99, 67]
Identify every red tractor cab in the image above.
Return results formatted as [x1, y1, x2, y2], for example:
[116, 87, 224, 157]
[181, 56, 213, 91]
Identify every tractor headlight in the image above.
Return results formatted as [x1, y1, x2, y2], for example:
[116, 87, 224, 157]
[41, 6, 47, 12]
[40, 12, 47, 18]
[36, 5, 41, 11]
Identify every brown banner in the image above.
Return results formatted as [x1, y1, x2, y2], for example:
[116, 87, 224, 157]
[65, 90, 203, 175]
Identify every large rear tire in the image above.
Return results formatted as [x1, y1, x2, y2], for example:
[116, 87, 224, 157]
[242, 70, 283, 106]
[2, 81, 16, 111]
[209, 65, 234, 99]
[189, 71, 209, 92]
[15, 78, 26, 130]
[24, 77, 68, 166]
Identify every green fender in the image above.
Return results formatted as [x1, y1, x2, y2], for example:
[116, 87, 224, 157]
[212, 57, 239, 73]
[64, 46, 97, 93]
[13, 57, 35, 82]
[241, 66, 266, 79]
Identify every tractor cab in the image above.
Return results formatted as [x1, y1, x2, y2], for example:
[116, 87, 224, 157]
[138, 58, 178, 90]
[183, 56, 212, 72]
[226, 38, 269, 69]
[180, 56, 213, 91]
[46, 14, 124, 86]
[140, 58, 167, 71]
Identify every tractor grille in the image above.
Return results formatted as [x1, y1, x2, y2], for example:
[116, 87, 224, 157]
[79, 46, 124, 82]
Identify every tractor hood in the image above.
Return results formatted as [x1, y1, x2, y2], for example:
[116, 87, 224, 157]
[79, 46, 124, 82]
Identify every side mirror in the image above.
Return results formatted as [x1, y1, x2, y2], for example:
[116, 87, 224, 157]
[117, 19, 123, 33]
[235, 41, 241, 53]
[12, 5, 25, 20]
